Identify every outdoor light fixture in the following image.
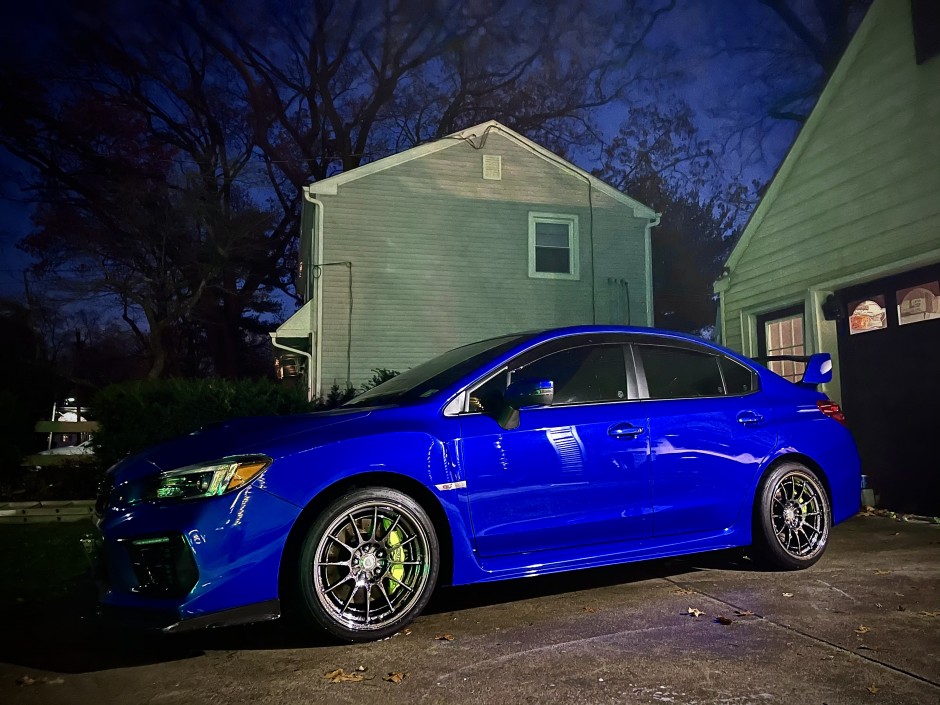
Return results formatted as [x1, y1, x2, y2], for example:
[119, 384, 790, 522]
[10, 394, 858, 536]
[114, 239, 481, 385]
[821, 294, 844, 321]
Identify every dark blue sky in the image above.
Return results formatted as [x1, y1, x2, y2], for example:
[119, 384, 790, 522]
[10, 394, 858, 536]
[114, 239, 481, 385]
[0, 0, 862, 299]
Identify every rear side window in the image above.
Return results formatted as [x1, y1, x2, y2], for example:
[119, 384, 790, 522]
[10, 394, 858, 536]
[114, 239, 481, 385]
[720, 357, 757, 395]
[513, 344, 627, 405]
[638, 345, 724, 399]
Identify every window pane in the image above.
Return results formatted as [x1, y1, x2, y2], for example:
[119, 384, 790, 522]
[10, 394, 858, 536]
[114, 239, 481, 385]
[764, 313, 805, 383]
[848, 296, 887, 334]
[721, 357, 756, 395]
[468, 370, 509, 414]
[535, 221, 570, 248]
[535, 247, 570, 274]
[897, 281, 940, 325]
[514, 345, 627, 405]
[639, 346, 725, 399]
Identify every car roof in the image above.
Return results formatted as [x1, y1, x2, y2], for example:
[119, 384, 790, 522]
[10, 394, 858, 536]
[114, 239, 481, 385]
[508, 325, 726, 351]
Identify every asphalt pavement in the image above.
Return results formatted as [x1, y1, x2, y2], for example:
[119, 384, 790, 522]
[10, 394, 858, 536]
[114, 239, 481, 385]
[1, 515, 938, 705]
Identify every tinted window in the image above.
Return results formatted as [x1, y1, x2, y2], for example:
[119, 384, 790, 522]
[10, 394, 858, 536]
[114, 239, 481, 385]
[639, 345, 724, 399]
[513, 344, 627, 405]
[344, 333, 532, 408]
[720, 357, 756, 395]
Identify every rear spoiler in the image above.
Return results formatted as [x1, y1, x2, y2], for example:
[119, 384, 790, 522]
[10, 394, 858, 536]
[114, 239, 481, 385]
[752, 353, 833, 387]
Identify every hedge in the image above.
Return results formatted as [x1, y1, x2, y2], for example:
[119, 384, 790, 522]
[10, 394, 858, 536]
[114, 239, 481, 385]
[92, 378, 315, 468]
[91, 369, 400, 469]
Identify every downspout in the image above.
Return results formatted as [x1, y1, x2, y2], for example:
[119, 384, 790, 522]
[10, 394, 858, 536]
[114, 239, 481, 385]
[644, 214, 661, 327]
[269, 334, 314, 401]
[302, 186, 325, 399]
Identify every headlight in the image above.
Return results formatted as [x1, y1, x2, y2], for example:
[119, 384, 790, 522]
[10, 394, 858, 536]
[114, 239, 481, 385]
[144, 455, 272, 502]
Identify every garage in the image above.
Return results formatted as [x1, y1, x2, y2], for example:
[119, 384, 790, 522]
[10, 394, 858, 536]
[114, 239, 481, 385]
[837, 263, 940, 514]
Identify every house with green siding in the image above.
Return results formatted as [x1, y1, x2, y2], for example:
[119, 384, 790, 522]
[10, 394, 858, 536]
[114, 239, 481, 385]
[714, 0, 940, 513]
[272, 120, 658, 399]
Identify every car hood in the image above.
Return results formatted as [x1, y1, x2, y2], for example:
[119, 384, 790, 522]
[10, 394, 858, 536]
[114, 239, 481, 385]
[109, 409, 372, 484]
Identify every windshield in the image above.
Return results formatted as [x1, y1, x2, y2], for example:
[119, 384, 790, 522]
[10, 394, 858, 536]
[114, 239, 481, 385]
[343, 333, 533, 408]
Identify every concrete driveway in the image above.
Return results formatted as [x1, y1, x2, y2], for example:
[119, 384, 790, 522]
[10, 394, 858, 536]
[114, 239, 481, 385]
[1, 515, 938, 705]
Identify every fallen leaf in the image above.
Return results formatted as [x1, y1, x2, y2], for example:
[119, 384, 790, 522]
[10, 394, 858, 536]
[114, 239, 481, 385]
[874, 603, 882, 608]
[394, 628, 413, 637]
[734, 610, 756, 617]
[687, 607, 705, 618]
[16, 676, 36, 687]
[782, 593, 794, 598]
[434, 633, 455, 641]
[872, 570, 892, 576]
[919, 611, 940, 618]
[672, 587, 694, 596]
[323, 669, 366, 683]
[383, 672, 407, 684]
[583, 606, 597, 613]
[715, 615, 733, 625]
[855, 625, 871, 635]
[867, 684, 879, 694]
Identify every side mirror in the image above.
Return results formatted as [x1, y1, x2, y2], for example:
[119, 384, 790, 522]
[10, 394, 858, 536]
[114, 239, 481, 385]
[800, 353, 833, 386]
[504, 378, 554, 410]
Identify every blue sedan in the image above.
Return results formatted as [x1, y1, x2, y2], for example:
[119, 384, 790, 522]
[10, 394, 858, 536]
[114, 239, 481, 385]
[92, 326, 861, 641]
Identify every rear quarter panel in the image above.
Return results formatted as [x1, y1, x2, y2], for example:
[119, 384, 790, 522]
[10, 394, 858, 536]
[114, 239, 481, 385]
[761, 375, 861, 525]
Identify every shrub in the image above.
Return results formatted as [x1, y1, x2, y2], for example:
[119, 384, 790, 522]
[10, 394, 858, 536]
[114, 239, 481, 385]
[361, 368, 400, 392]
[92, 378, 314, 468]
[314, 383, 357, 410]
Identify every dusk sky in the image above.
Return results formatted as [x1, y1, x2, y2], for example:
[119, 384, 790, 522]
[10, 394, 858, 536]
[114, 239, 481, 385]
[0, 1, 865, 300]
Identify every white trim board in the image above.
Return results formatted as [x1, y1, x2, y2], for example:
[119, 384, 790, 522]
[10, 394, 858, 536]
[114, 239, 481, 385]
[309, 120, 658, 220]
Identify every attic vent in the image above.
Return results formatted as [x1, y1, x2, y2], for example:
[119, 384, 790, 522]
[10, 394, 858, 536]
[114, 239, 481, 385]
[482, 155, 502, 180]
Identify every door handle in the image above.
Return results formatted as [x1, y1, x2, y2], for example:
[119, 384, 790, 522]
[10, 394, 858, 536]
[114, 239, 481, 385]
[736, 411, 765, 426]
[608, 422, 645, 439]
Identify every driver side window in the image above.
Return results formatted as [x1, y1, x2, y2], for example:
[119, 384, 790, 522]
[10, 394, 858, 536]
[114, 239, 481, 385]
[512, 344, 628, 405]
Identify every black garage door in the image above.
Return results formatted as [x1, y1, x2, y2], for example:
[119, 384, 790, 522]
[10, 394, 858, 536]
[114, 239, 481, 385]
[837, 262, 940, 515]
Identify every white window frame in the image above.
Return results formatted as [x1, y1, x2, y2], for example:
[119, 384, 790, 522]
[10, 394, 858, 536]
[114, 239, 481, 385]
[528, 212, 579, 280]
[762, 309, 805, 383]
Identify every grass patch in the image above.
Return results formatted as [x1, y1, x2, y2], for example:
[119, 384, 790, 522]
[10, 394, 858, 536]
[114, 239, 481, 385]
[0, 520, 95, 605]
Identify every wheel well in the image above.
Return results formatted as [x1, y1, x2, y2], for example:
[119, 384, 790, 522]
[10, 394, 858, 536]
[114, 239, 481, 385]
[754, 453, 833, 514]
[278, 472, 455, 602]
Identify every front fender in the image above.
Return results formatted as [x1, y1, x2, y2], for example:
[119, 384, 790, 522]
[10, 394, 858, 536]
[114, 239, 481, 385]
[257, 430, 480, 586]
[259, 431, 457, 506]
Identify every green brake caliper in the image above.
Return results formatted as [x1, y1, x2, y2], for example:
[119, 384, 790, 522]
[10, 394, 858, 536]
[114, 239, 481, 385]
[382, 518, 406, 594]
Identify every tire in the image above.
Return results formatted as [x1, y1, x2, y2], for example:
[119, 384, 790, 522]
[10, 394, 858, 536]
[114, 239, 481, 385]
[295, 487, 439, 642]
[752, 462, 831, 570]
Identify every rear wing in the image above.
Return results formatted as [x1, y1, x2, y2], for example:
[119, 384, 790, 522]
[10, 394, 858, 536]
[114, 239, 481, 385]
[751, 352, 833, 387]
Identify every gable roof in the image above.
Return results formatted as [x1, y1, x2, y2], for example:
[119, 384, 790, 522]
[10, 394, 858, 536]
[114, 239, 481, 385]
[307, 120, 658, 220]
[716, 0, 881, 284]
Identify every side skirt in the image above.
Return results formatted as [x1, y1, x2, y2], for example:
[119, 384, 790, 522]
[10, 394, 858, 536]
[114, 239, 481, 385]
[461, 529, 747, 585]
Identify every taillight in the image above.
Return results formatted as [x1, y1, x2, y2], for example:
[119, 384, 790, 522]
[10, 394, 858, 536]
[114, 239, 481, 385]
[817, 400, 847, 425]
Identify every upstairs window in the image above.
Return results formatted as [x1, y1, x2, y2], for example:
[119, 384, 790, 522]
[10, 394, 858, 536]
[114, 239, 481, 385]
[528, 213, 579, 280]
[912, 0, 940, 64]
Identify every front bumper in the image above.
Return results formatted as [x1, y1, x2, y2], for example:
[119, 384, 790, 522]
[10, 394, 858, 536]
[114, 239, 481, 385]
[90, 481, 302, 630]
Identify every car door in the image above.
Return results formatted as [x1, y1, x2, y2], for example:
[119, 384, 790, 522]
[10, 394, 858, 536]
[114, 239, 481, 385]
[634, 343, 776, 537]
[457, 338, 652, 558]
